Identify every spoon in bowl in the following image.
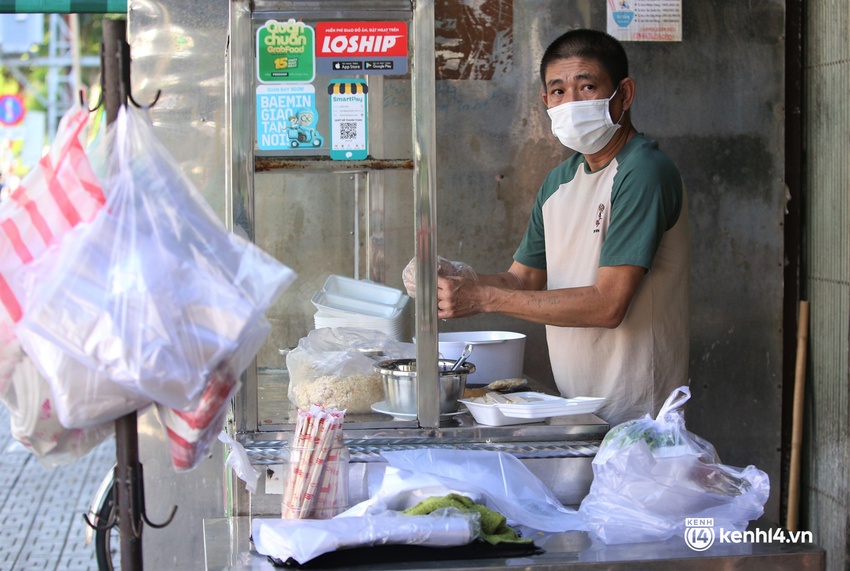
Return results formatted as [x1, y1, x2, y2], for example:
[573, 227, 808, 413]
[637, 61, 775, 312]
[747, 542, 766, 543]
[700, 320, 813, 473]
[450, 344, 474, 371]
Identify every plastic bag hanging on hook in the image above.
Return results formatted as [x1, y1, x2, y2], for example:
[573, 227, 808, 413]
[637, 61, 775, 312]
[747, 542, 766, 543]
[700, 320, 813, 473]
[0, 102, 150, 430]
[578, 386, 770, 544]
[0, 329, 114, 466]
[16, 105, 297, 410]
[0, 103, 105, 328]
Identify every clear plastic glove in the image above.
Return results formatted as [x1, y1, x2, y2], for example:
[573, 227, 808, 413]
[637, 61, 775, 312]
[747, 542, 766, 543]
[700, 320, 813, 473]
[402, 256, 478, 297]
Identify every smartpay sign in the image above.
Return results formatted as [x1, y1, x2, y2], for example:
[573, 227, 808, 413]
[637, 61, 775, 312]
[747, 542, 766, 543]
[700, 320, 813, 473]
[684, 518, 813, 551]
[315, 21, 408, 76]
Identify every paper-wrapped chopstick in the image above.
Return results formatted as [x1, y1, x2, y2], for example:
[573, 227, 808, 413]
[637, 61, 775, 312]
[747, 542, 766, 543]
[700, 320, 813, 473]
[282, 405, 347, 519]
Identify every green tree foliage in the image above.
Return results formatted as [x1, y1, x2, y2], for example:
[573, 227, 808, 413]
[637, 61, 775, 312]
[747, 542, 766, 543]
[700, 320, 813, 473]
[2, 14, 107, 112]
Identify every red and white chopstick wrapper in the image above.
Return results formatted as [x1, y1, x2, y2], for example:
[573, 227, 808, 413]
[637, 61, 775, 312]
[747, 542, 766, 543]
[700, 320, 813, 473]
[282, 405, 347, 519]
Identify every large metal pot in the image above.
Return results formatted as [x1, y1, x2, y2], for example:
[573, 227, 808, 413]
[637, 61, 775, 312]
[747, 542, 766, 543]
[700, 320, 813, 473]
[438, 331, 526, 384]
[374, 358, 475, 414]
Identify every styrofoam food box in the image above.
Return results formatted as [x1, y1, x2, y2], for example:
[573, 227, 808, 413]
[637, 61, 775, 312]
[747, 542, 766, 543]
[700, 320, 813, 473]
[312, 290, 403, 319]
[459, 397, 541, 426]
[322, 275, 407, 308]
[461, 393, 604, 426]
[495, 392, 605, 419]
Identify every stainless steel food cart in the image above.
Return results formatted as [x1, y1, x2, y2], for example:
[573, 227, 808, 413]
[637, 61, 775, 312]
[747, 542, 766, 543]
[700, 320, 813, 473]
[123, 1, 815, 569]
[128, 2, 610, 568]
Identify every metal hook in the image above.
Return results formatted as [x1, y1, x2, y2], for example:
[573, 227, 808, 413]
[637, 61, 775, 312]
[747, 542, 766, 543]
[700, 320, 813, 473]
[79, 88, 104, 113]
[82, 505, 118, 532]
[89, 461, 178, 542]
[128, 88, 162, 110]
[141, 504, 178, 529]
[134, 463, 178, 530]
[117, 40, 160, 109]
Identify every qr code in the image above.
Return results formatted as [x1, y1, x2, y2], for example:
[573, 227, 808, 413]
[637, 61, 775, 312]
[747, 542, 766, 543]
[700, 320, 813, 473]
[339, 122, 357, 140]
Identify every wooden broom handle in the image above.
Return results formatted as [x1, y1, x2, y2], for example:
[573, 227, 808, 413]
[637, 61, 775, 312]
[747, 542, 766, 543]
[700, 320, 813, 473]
[786, 300, 809, 532]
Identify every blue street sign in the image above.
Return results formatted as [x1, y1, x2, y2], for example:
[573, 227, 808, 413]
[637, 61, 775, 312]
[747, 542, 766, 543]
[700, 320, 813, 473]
[0, 94, 25, 126]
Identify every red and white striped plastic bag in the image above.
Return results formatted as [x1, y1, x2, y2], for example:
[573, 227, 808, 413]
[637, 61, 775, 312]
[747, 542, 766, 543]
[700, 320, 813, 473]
[157, 360, 241, 472]
[0, 104, 105, 326]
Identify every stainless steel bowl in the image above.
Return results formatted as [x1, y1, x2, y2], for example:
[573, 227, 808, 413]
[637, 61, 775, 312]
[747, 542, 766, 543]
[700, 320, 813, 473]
[374, 358, 476, 414]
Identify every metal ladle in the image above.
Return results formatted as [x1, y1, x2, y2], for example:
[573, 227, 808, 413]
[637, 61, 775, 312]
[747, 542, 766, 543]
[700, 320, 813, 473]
[450, 344, 474, 371]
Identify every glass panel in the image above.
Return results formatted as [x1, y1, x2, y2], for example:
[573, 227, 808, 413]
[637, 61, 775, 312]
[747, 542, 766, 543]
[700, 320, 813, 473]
[234, 4, 426, 430]
[253, 169, 415, 427]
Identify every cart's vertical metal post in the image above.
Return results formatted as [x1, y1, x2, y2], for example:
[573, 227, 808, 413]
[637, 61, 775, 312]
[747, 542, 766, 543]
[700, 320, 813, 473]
[227, 0, 258, 436]
[367, 75, 386, 283]
[102, 18, 144, 571]
[113, 414, 142, 571]
[412, 0, 440, 428]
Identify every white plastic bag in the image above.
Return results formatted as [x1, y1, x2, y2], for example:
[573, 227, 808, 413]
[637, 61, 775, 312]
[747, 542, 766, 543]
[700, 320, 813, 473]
[578, 386, 770, 544]
[219, 430, 261, 494]
[0, 104, 148, 429]
[0, 332, 113, 467]
[16, 106, 296, 410]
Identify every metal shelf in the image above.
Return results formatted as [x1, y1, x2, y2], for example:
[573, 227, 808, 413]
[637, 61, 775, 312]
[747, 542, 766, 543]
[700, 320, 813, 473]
[254, 155, 413, 173]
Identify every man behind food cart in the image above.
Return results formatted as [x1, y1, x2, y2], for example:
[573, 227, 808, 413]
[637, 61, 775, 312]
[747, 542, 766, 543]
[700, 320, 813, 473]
[403, 28, 690, 426]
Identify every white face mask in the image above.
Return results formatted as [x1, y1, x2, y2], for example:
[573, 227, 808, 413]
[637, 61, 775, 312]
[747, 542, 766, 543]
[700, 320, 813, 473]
[547, 88, 624, 155]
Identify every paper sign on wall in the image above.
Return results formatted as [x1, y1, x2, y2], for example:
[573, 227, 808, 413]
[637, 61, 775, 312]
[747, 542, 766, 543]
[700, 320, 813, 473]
[607, 0, 682, 42]
[257, 19, 316, 83]
[328, 79, 368, 161]
[256, 84, 324, 151]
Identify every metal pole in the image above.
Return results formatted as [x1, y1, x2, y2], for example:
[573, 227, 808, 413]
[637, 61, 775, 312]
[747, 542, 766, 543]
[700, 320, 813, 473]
[114, 413, 143, 570]
[102, 19, 142, 571]
[411, 0, 439, 428]
[102, 18, 124, 124]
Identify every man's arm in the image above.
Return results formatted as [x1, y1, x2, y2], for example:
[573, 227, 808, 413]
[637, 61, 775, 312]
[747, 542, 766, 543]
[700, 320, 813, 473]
[437, 261, 645, 328]
[475, 260, 547, 291]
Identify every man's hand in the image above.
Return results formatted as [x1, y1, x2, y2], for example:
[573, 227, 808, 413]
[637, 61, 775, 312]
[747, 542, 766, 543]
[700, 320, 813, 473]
[436, 275, 488, 319]
[402, 256, 478, 297]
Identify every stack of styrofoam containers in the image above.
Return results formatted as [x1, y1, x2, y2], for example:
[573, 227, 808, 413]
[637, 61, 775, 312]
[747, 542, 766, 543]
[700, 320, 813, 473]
[312, 275, 410, 340]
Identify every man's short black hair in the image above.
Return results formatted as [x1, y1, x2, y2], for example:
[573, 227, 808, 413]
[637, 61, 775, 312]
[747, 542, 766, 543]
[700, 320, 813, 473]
[540, 28, 629, 89]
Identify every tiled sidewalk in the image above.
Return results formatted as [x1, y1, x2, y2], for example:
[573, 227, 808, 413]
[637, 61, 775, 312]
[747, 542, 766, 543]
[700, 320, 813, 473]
[0, 404, 116, 571]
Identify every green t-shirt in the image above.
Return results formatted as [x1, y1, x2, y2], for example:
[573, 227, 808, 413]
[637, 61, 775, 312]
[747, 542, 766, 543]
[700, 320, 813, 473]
[515, 134, 683, 273]
[513, 134, 690, 426]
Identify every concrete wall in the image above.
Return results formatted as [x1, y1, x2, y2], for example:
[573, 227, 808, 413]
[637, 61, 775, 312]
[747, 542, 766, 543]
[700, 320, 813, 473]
[802, 1, 850, 569]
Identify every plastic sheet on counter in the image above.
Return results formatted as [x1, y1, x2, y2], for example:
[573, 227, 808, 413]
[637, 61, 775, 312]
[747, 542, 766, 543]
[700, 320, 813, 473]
[253, 509, 479, 566]
[342, 448, 588, 533]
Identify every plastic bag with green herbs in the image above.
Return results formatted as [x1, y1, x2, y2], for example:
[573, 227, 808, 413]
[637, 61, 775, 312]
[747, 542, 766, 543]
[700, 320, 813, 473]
[578, 386, 770, 544]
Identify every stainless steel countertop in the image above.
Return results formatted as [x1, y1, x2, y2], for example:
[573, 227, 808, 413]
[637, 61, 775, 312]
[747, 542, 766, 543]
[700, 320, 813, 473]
[203, 516, 825, 570]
